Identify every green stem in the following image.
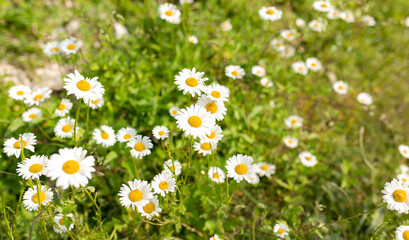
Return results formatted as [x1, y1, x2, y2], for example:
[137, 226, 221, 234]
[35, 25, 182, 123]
[81, 186, 103, 233]
[2, 190, 14, 240]
[73, 99, 82, 147]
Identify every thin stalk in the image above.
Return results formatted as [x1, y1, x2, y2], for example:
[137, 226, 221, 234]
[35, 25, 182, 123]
[73, 99, 82, 147]
[2, 190, 14, 240]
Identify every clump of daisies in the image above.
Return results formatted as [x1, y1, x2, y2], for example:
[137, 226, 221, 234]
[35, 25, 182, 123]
[259, 6, 282, 22]
[382, 178, 409, 214]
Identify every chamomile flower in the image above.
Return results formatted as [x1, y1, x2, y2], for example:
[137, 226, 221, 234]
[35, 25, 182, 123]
[43, 41, 60, 56]
[204, 84, 230, 102]
[17, 155, 48, 180]
[221, 21, 232, 31]
[54, 98, 73, 117]
[127, 135, 153, 159]
[63, 70, 105, 103]
[117, 127, 137, 142]
[396, 225, 409, 240]
[118, 179, 154, 210]
[188, 35, 198, 44]
[382, 178, 409, 214]
[24, 88, 52, 106]
[362, 15, 376, 26]
[180, 0, 194, 4]
[309, 20, 325, 32]
[401, 164, 409, 174]
[327, 9, 341, 19]
[3, 132, 37, 158]
[299, 152, 318, 167]
[22, 107, 42, 122]
[292, 61, 308, 75]
[285, 115, 303, 129]
[170, 106, 180, 117]
[54, 117, 76, 138]
[53, 213, 74, 233]
[398, 173, 409, 183]
[255, 162, 276, 177]
[357, 92, 373, 105]
[274, 223, 290, 238]
[59, 37, 82, 55]
[23, 185, 53, 211]
[271, 38, 285, 51]
[260, 78, 273, 88]
[164, 159, 182, 176]
[175, 105, 215, 139]
[296, 18, 306, 28]
[340, 11, 355, 23]
[8, 85, 31, 100]
[333, 81, 348, 95]
[137, 196, 162, 219]
[151, 172, 176, 197]
[283, 136, 299, 149]
[197, 95, 227, 121]
[280, 30, 296, 41]
[86, 98, 104, 109]
[306, 57, 323, 72]
[158, 3, 181, 24]
[225, 65, 245, 80]
[46, 147, 95, 190]
[399, 145, 409, 159]
[252, 65, 266, 77]
[208, 167, 225, 183]
[280, 46, 295, 58]
[200, 124, 223, 143]
[312, 1, 332, 12]
[259, 6, 282, 22]
[210, 234, 221, 240]
[193, 139, 216, 156]
[249, 174, 260, 185]
[93, 125, 116, 147]
[152, 126, 169, 140]
[225, 154, 257, 183]
[174, 68, 208, 97]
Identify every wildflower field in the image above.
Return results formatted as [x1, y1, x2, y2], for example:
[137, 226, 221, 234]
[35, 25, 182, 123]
[2, 0, 409, 239]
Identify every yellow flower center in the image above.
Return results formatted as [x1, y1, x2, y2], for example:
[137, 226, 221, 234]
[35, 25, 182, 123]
[34, 94, 43, 101]
[91, 99, 98, 104]
[58, 104, 66, 110]
[404, 150, 407, 153]
[264, 80, 269, 86]
[29, 114, 36, 119]
[235, 164, 247, 175]
[159, 181, 169, 190]
[134, 143, 145, 151]
[170, 165, 175, 172]
[185, 77, 198, 87]
[129, 190, 143, 202]
[62, 125, 72, 132]
[188, 116, 202, 128]
[206, 131, 215, 139]
[206, 102, 218, 114]
[123, 134, 131, 139]
[277, 43, 282, 47]
[287, 33, 292, 38]
[288, 140, 293, 144]
[393, 189, 407, 202]
[52, 47, 59, 52]
[312, 63, 317, 67]
[305, 156, 311, 161]
[101, 132, 109, 139]
[292, 119, 297, 124]
[172, 110, 177, 115]
[267, 9, 275, 15]
[232, 70, 239, 76]
[67, 43, 76, 50]
[278, 228, 285, 234]
[321, 3, 327, 8]
[143, 202, 155, 213]
[14, 140, 27, 149]
[32, 192, 45, 204]
[201, 143, 211, 150]
[314, 23, 319, 28]
[403, 230, 409, 240]
[298, 67, 303, 71]
[213, 173, 219, 179]
[62, 160, 80, 174]
[158, 131, 165, 136]
[211, 91, 221, 98]
[403, 178, 407, 182]
[261, 164, 268, 170]
[338, 86, 343, 90]
[165, 10, 173, 16]
[76, 80, 91, 92]
[29, 164, 43, 173]
[17, 91, 24, 95]
[59, 218, 64, 225]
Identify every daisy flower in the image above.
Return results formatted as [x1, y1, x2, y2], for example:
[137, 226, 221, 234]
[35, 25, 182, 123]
[3, 132, 37, 158]
[283, 136, 299, 149]
[309, 20, 325, 32]
[23, 185, 53, 211]
[401, 164, 409, 174]
[118, 179, 154, 210]
[43, 41, 60, 57]
[193, 139, 216, 156]
[169, 106, 180, 117]
[117, 127, 137, 142]
[137, 196, 162, 219]
[259, 6, 282, 22]
[63, 70, 105, 103]
[285, 115, 303, 129]
[362, 15, 376, 26]
[340, 11, 355, 23]
[46, 147, 95, 190]
[22, 107, 43, 122]
[225, 154, 257, 183]
[327, 9, 341, 19]
[164, 159, 182, 176]
[260, 78, 273, 88]
[299, 152, 318, 167]
[357, 92, 373, 105]
[53, 213, 74, 233]
[55, 98, 73, 117]
[312, 1, 332, 12]
[398, 173, 409, 183]
[174, 67, 208, 97]
[210, 234, 221, 240]
[255, 162, 276, 177]
[8, 85, 31, 100]
[204, 84, 230, 102]
[280, 30, 296, 41]
[221, 21, 232, 31]
[292, 61, 308, 75]
[197, 95, 227, 121]
[188, 36, 198, 44]
[17, 155, 48, 180]
[151, 172, 176, 197]
[127, 135, 153, 159]
[225, 65, 245, 79]
[382, 178, 409, 214]
[274, 223, 290, 238]
[152, 126, 169, 140]
[296, 18, 306, 28]
[249, 174, 260, 185]
[200, 124, 223, 143]
[396, 225, 409, 240]
[24, 88, 52, 106]
[59, 37, 82, 55]
[86, 98, 104, 109]
[280, 46, 295, 58]
[54, 117, 76, 138]
[306, 57, 323, 72]
[208, 167, 225, 183]
[251, 65, 266, 77]
[158, 3, 181, 24]
[175, 105, 215, 139]
[271, 38, 285, 51]
[180, 0, 194, 4]
[399, 145, 409, 159]
[333, 81, 348, 95]
[93, 125, 116, 147]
